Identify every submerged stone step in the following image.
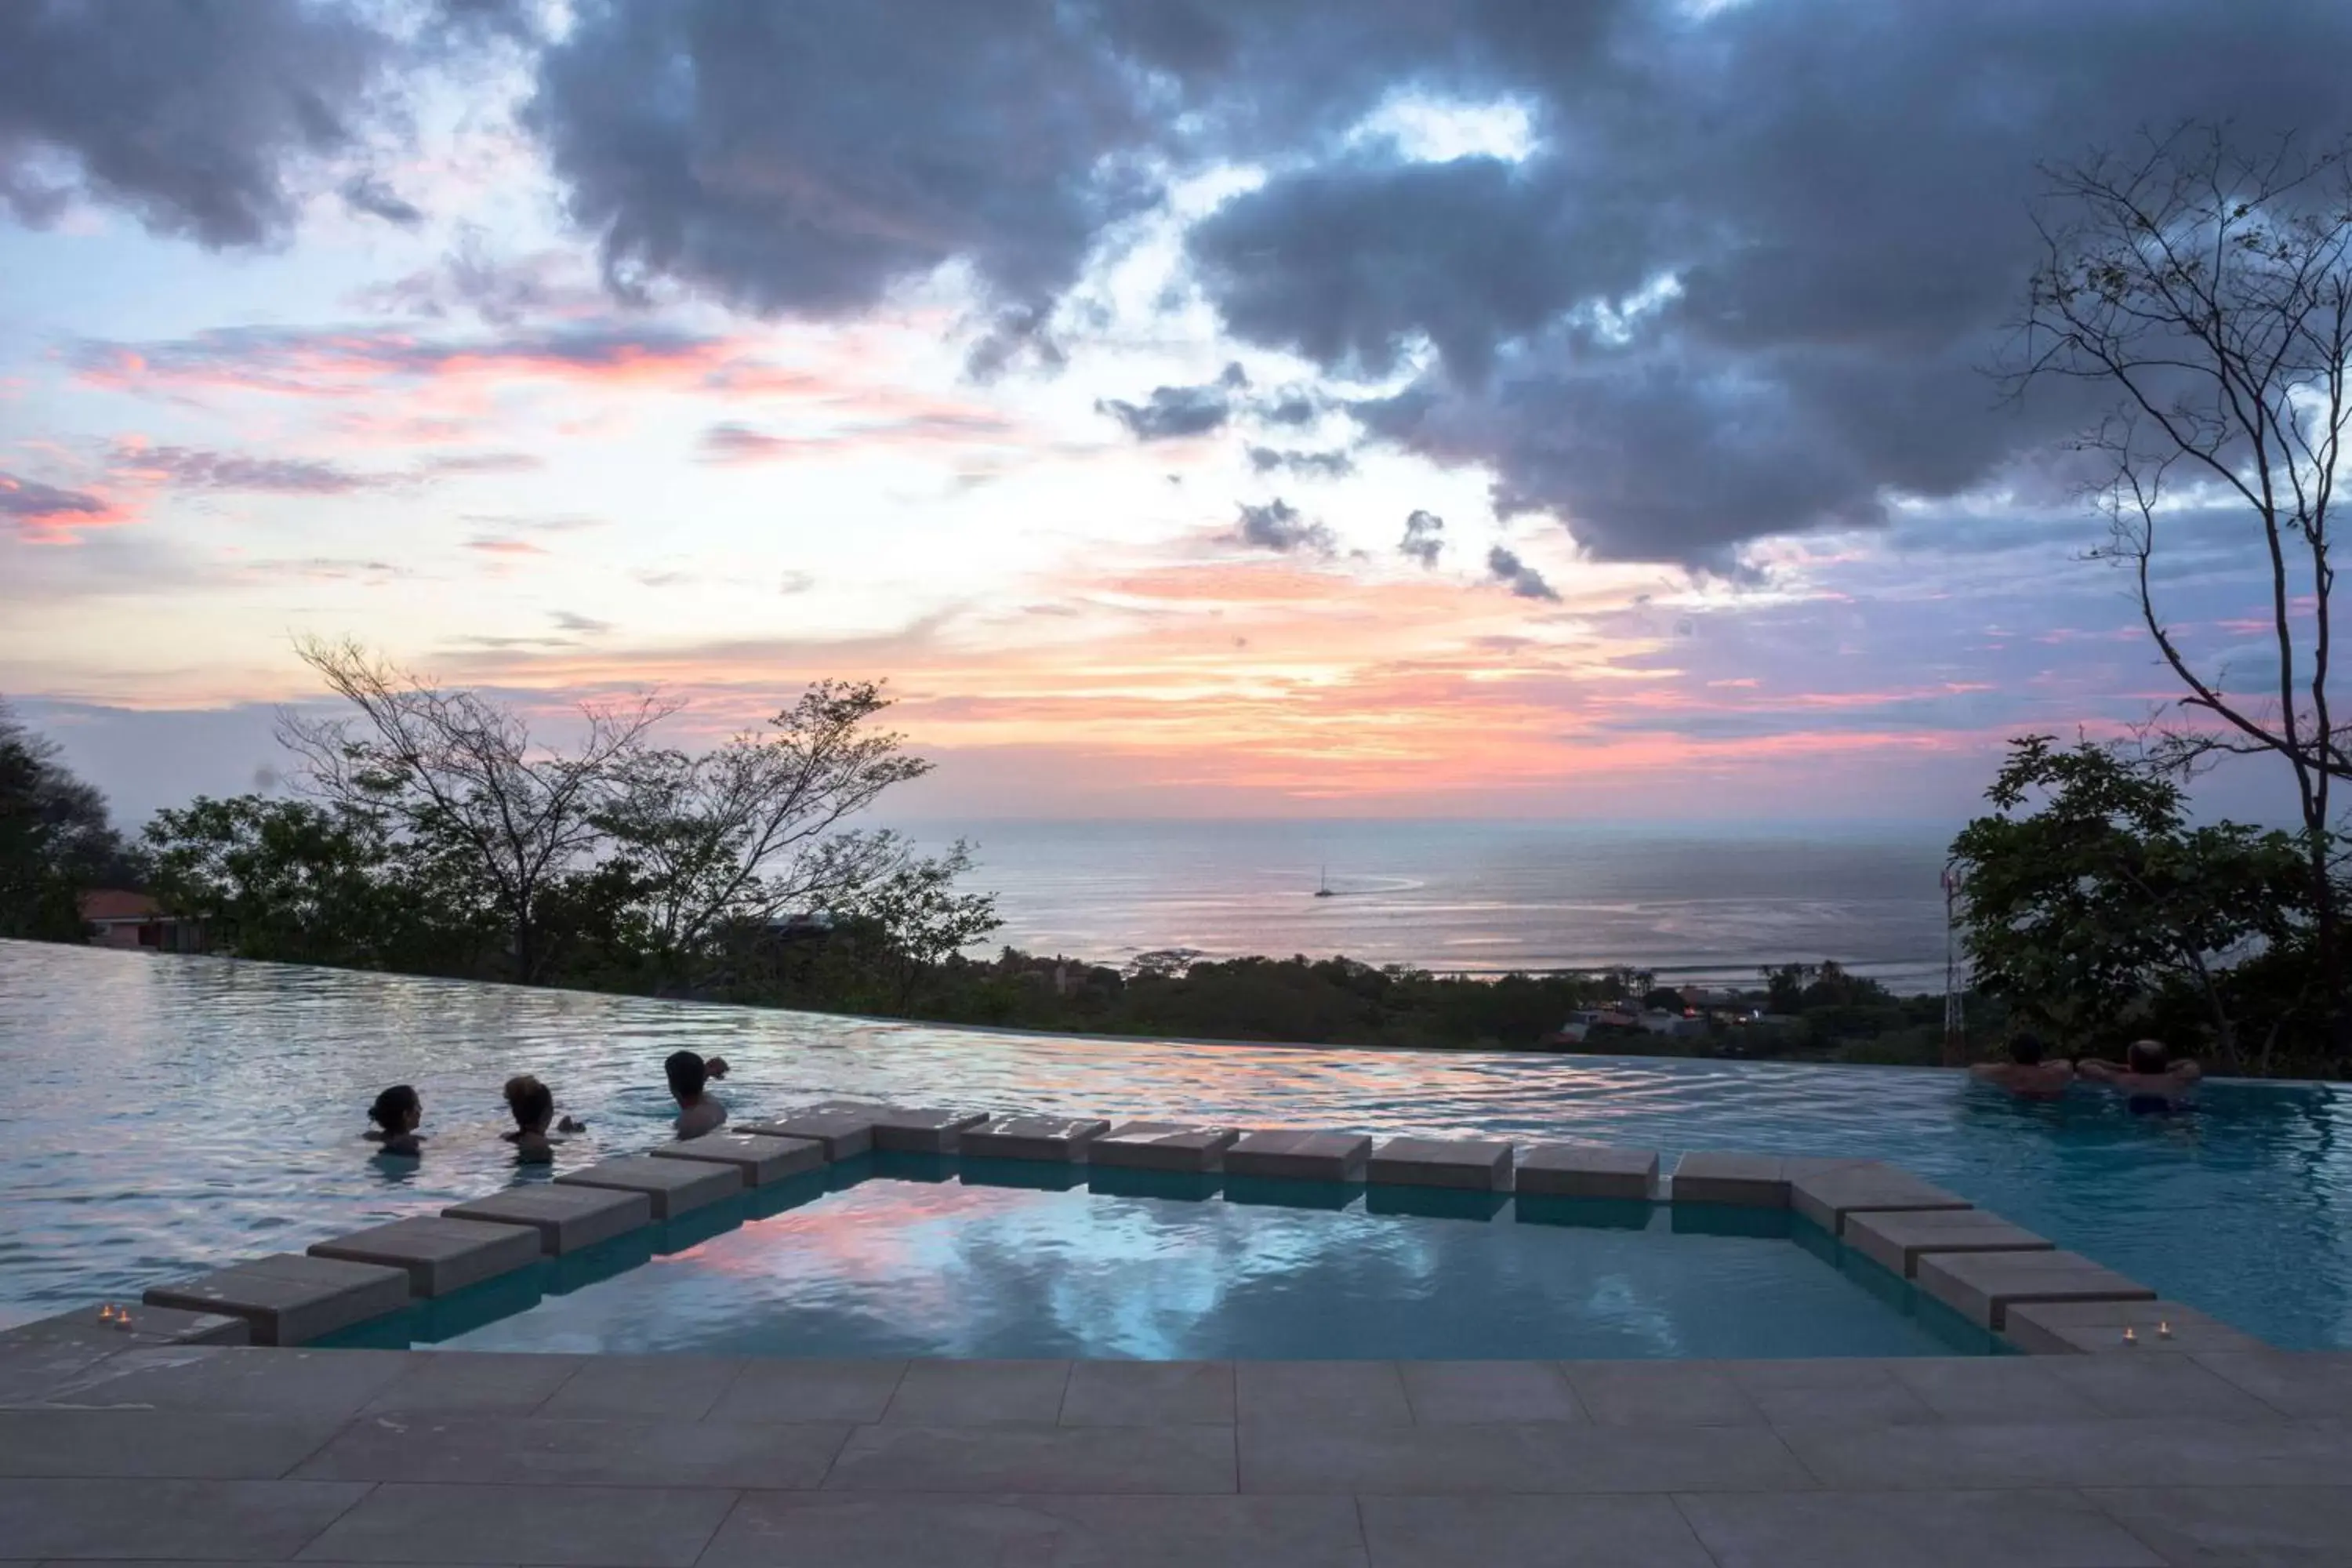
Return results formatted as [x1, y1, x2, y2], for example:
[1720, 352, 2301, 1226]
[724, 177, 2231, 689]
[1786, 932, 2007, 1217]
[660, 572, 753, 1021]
[2003, 1298, 2270, 1355]
[308, 1215, 543, 1297]
[1368, 1136, 1516, 1191]
[1917, 1247, 2158, 1330]
[1670, 1152, 1790, 1207]
[740, 1108, 877, 1160]
[142, 1252, 409, 1346]
[1224, 1129, 1373, 1182]
[960, 1115, 1113, 1163]
[1087, 1121, 1242, 1173]
[651, 1131, 827, 1185]
[1846, 1207, 2053, 1279]
[443, 1183, 652, 1255]
[1515, 1144, 1659, 1200]
[1789, 1161, 1973, 1236]
[557, 1155, 743, 1220]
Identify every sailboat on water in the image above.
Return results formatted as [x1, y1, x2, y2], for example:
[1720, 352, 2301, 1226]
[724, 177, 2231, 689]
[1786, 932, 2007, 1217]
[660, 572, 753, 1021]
[1314, 866, 1335, 898]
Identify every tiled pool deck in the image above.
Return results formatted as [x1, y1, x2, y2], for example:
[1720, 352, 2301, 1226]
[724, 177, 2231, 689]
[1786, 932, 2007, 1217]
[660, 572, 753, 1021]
[9, 1105, 2350, 1563]
[6, 1341, 2352, 1566]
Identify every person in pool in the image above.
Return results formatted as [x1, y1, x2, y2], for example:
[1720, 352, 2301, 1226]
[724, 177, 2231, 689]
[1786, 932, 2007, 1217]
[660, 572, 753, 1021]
[2079, 1038, 2203, 1110]
[365, 1084, 423, 1156]
[1969, 1032, 2075, 1098]
[501, 1074, 568, 1164]
[666, 1050, 728, 1138]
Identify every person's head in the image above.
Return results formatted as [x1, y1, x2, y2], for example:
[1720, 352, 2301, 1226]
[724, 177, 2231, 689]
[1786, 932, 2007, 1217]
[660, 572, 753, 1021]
[664, 1050, 707, 1105]
[705, 1056, 731, 1080]
[2127, 1038, 2171, 1073]
[369, 1084, 421, 1135]
[503, 1074, 554, 1134]
[2007, 1032, 2046, 1066]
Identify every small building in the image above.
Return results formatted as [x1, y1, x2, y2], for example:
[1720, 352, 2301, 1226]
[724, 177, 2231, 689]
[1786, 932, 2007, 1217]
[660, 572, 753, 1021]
[78, 891, 202, 953]
[1637, 1007, 1708, 1038]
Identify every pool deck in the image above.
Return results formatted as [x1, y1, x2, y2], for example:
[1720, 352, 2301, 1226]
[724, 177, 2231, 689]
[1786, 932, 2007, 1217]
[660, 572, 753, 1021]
[5, 1341, 2352, 1566]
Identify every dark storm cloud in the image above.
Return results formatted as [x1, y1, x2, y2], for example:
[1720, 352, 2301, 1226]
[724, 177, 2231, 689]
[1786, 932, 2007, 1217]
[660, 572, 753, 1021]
[0, 0, 393, 246]
[1247, 446, 1354, 479]
[1486, 544, 1557, 601]
[523, 0, 1163, 317]
[1399, 509, 1444, 568]
[1098, 364, 1250, 441]
[1235, 498, 1334, 556]
[1174, 0, 2352, 564]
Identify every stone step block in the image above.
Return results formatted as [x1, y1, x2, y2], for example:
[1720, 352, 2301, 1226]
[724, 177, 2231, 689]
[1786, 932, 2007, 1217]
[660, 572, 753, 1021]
[1845, 1208, 2052, 1279]
[557, 1155, 743, 1220]
[740, 1108, 877, 1160]
[1917, 1247, 2158, 1330]
[1789, 1161, 1974, 1236]
[1514, 1145, 1658, 1200]
[443, 1183, 652, 1255]
[800, 1102, 993, 1154]
[960, 1116, 1112, 1163]
[143, 1253, 408, 1346]
[308, 1215, 543, 1297]
[1087, 1121, 1243, 1172]
[1670, 1152, 1789, 1207]
[1224, 1129, 1373, 1183]
[652, 1132, 826, 1185]
[1368, 1136, 1516, 1191]
[2004, 1298, 2270, 1356]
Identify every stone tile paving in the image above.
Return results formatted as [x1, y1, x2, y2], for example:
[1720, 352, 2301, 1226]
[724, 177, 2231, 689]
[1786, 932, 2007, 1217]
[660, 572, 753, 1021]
[5, 1343, 2352, 1564]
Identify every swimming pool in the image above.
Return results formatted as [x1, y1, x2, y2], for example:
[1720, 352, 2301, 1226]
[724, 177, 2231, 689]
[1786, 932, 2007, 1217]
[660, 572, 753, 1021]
[356, 1157, 2002, 1360]
[4, 941, 2350, 1348]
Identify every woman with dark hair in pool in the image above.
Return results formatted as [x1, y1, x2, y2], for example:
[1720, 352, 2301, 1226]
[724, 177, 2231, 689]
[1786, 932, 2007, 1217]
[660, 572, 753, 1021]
[2079, 1038, 2202, 1112]
[501, 1075, 564, 1164]
[365, 1084, 424, 1156]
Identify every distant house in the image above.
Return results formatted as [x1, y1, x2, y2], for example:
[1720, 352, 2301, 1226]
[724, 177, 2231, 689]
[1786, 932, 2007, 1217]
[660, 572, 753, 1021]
[1679, 985, 1746, 1012]
[1637, 1007, 1708, 1038]
[78, 891, 203, 953]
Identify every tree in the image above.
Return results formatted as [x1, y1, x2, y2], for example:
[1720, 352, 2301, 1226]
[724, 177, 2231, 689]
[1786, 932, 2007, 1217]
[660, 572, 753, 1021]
[2011, 125, 2352, 1033]
[0, 699, 133, 940]
[837, 837, 1002, 1007]
[595, 681, 932, 985]
[277, 638, 674, 982]
[143, 794, 498, 970]
[1950, 735, 2312, 1058]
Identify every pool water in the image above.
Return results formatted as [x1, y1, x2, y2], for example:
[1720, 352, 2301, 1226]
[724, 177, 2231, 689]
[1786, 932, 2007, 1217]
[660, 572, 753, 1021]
[387, 1158, 2001, 1359]
[4, 942, 2350, 1348]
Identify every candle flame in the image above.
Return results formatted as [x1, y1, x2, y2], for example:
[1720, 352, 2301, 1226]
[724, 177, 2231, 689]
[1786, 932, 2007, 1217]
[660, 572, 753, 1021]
[2122, 1327, 2138, 1344]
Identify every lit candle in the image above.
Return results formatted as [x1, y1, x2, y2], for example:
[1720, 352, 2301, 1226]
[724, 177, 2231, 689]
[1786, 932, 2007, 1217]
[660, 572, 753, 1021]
[2122, 1327, 2138, 1345]
[2157, 1320, 2172, 1340]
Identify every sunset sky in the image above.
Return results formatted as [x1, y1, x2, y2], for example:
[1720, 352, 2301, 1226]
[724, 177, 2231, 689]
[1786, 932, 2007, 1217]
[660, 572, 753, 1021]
[4, 0, 2342, 826]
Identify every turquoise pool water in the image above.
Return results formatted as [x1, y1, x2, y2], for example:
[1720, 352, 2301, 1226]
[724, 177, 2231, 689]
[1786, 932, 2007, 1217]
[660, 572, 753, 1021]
[377, 1158, 2001, 1359]
[4, 941, 2350, 1348]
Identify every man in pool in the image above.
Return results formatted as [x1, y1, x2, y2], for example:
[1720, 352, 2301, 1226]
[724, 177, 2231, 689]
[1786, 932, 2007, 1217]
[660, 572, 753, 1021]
[666, 1050, 728, 1138]
[1968, 1033, 2074, 1098]
[2079, 1038, 2203, 1110]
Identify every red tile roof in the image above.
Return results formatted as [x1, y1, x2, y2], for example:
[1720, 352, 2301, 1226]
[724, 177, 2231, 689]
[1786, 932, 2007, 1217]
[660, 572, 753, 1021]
[78, 889, 162, 922]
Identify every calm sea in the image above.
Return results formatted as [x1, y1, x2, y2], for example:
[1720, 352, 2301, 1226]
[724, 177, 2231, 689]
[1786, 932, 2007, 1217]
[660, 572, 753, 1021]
[885, 819, 1960, 995]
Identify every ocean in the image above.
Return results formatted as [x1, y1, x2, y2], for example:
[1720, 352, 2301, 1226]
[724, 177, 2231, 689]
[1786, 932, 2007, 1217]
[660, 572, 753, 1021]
[886, 818, 1961, 996]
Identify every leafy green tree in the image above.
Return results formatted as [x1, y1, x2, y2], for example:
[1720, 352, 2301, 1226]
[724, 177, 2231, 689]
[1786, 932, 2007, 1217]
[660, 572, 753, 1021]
[1950, 735, 2314, 1057]
[595, 681, 931, 987]
[143, 794, 499, 971]
[0, 699, 133, 940]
